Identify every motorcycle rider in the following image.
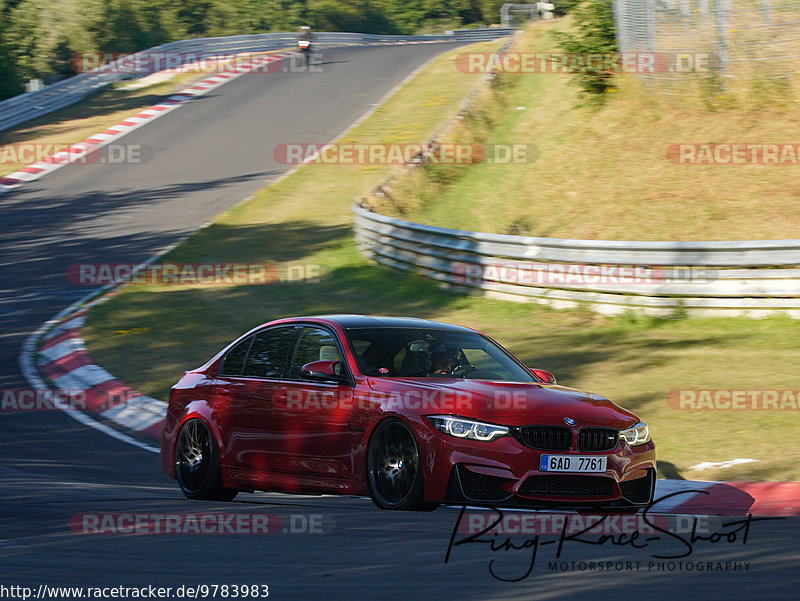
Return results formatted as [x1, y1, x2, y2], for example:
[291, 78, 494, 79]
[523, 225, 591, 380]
[297, 25, 315, 43]
[296, 25, 315, 65]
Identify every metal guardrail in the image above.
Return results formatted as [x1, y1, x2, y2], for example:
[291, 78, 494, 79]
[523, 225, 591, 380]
[0, 29, 514, 133]
[352, 22, 800, 317]
[352, 204, 800, 317]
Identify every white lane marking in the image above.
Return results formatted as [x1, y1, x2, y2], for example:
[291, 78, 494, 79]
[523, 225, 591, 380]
[689, 458, 759, 471]
[37, 337, 87, 363]
[6, 171, 38, 182]
[41, 316, 85, 340]
[51, 364, 116, 389]
[101, 397, 167, 431]
[650, 479, 718, 513]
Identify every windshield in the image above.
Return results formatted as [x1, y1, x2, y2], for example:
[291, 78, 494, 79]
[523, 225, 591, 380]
[345, 327, 536, 382]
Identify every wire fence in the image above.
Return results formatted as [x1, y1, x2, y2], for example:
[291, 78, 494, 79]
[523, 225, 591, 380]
[613, 0, 800, 96]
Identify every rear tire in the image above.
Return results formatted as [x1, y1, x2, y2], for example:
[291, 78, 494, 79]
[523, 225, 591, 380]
[175, 419, 237, 501]
[366, 418, 438, 511]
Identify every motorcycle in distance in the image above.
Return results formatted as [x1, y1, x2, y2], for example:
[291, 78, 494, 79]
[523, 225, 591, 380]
[297, 40, 312, 67]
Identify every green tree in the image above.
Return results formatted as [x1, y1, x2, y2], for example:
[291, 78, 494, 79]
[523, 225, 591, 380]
[0, 0, 22, 98]
[382, 0, 474, 33]
[251, 0, 307, 32]
[98, 0, 182, 53]
[307, 0, 397, 34]
[176, 0, 251, 38]
[553, 0, 617, 103]
[477, 0, 505, 25]
[4, 0, 50, 83]
[553, 0, 581, 15]
[49, 0, 104, 76]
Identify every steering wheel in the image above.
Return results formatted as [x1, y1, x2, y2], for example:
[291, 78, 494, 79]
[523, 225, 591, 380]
[451, 364, 474, 377]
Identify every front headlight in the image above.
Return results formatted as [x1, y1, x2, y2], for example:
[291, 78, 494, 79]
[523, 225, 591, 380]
[427, 415, 509, 442]
[620, 421, 650, 446]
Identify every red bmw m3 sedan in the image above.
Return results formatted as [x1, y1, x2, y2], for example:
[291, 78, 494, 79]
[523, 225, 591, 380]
[161, 315, 656, 510]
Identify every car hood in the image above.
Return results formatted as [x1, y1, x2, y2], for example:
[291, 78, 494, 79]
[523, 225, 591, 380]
[366, 378, 638, 429]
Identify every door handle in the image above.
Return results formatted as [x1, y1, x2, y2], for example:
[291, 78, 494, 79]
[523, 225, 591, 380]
[273, 389, 287, 407]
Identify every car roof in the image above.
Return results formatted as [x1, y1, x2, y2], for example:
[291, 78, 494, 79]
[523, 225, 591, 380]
[300, 314, 476, 332]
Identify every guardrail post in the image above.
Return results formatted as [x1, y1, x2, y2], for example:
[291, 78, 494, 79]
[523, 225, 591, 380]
[536, 3, 555, 19]
[24, 79, 44, 93]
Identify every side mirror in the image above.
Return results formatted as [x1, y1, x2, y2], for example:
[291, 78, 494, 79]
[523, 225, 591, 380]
[530, 368, 557, 385]
[300, 360, 347, 383]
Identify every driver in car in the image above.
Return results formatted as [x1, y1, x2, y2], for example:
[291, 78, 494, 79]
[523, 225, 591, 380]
[431, 348, 460, 374]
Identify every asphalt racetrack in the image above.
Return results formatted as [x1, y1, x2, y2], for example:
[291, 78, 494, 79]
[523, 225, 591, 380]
[1, 43, 798, 601]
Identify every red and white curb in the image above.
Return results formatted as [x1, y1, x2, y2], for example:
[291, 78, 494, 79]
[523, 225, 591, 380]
[0, 51, 297, 195]
[36, 308, 167, 439]
[651, 479, 800, 516]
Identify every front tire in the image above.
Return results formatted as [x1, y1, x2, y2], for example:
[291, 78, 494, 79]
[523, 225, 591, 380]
[175, 419, 237, 501]
[366, 418, 437, 511]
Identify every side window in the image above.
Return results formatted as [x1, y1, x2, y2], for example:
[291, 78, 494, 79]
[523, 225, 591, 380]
[219, 336, 253, 376]
[242, 327, 296, 378]
[289, 327, 343, 379]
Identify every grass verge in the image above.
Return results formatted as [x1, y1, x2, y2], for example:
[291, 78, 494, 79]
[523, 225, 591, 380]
[378, 21, 800, 241]
[82, 35, 800, 483]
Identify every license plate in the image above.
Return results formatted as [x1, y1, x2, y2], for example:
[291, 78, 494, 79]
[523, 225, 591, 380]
[540, 455, 607, 473]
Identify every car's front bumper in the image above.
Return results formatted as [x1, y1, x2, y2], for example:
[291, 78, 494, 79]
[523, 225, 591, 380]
[419, 423, 656, 507]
